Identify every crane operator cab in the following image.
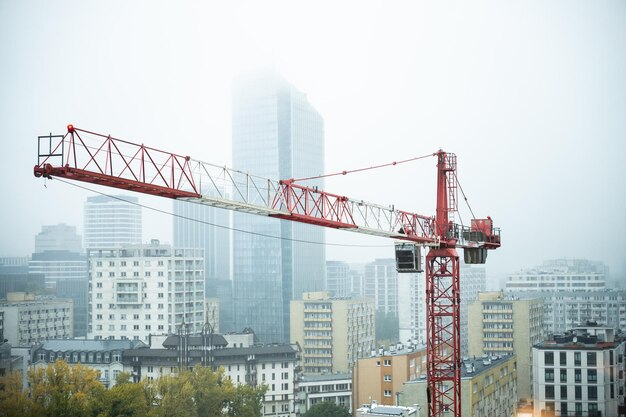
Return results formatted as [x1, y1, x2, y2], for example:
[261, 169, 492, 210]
[463, 217, 499, 264]
[394, 242, 423, 273]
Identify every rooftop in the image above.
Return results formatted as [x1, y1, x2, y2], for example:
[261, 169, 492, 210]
[37, 339, 146, 352]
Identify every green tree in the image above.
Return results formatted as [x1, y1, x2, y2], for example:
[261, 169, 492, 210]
[99, 380, 151, 417]
[302, 402, 351, 417]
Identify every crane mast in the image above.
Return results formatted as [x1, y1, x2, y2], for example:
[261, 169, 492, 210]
[34, 125, 501, 417]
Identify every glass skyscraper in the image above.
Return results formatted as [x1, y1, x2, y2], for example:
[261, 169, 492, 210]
[232, 70, 325, 343]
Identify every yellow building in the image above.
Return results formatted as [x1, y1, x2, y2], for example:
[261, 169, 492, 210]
[468, 292, 543, 403]
[352, 345, 428, 411]
[401, 355, 518, 417]
[290, 292, 375, 374]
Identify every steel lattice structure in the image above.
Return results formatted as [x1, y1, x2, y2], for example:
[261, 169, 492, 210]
[34, 125, 501, 417]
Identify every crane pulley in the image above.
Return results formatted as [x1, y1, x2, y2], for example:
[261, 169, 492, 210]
[34, 125, 501, 417]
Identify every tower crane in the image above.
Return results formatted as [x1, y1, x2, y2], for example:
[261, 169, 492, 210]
[34, 125, 501, 417]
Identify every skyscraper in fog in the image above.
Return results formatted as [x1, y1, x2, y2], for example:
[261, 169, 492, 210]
[173, 200, 233, 331]
[84, 195, 141, 248]
[232, 70, 325, 343]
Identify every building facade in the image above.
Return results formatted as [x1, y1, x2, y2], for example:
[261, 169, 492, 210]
[364, 259, 398, 315]
[88, 241, 205, 342]
[0, 293, 73, 346]
[398, 272, 424, 346]
[30, 339, 145, 388]
[232, 70, 325, 343]
[467, 292, 544, 402]
[84, 195, 142, 249]
[401, 355, 518, 417]
[290, 292, 375, 373]
[532, 325, 626, 417]
[295, 373, 352, 414]
[460, 266, 486, 357]
[34, 223, 83, 254]
[352, 345, 429, 411]
[506, 259, 607, 292]
[122, 334, 300, 417]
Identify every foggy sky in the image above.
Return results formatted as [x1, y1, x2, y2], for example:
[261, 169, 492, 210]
[1, 0, 625, 286]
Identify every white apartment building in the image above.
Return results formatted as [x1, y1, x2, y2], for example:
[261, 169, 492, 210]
[364, 259, 398, 315]
[533, 324, 626, 417]
[398, 272, 424, 346]
[506, 259, 607, 292]
[0, 293, 73, 346]
[88, 240, 205, 342]
[296, 373, 352, 414]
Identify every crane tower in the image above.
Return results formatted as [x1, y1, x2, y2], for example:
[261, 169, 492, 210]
[34, 125, 501, 417]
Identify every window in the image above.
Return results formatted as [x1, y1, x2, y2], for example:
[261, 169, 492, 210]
[588, 386, 597, 400]
[383, 359, 392, 366]
[575, 369, 581, 383]
[545, 385, 554, 399]
[560, 402, 567, 414]
[545, 368, 554, 382]
[575, 403, 582, 415]
[587, 352, 596, 366]
[383, 390, 392, 397]
[96, 282, 103, 288]
[384, 375, 392, 382]
[560, 369, 567, 383]
[545, 351, 554, 365]
[575, 385, 582, 400]
[560, 385, 567, 399]
[574, 352, 581, 366]
[588, 369, 597, 383]
[560, 352, 567, 366]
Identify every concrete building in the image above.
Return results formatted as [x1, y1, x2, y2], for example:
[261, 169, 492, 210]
[365, 259, 399, 315]
[296, 373, 352, 414]
[401, 355, 518, 417]
[0, 293, 73, 346]
[398, 272, 424, 346]
[467, 292, 544, 403]
[122, 333, 300, 417]
[29, 250, 88, 336]
[532, 324, 626, 417]
[232, 69, 325, 344]
[87, 241, 205, 342]
[506, 289, 626, 335]
[506, 259, 607, 292]
[352, 344, 428, 411]
[290, 292, 375, 373]
[30, 339, 145, 388]
[34, 223, 82, 254]
[84, 194, 142, 249]
[459, 266, 486, 357]
[326, 261, 351, 298]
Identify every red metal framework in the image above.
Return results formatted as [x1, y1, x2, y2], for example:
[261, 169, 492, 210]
[34, 126, 501, 417]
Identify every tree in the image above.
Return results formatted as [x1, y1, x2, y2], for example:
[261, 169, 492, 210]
[100, 381, 151, 417]
[302, 402, 351, 417]
[0, 371, 31, 417]
[28, 360, 106, 417]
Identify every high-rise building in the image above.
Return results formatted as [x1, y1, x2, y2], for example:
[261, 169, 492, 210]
[398, 272, 424, 346]
[34, 223, 83, 253]
[290, 291, 375, 373]
[326, 261, 351, 298]
[468, 292, 544, 403]
[364, 259, 398, 315]
[532, 324, 626, 417]
[87, 240, 205, 342]
[460, 265, 486, 357]
[173, 199, 231, 331]
[84, 195, 141, 249]
[232, 70, 325, 343]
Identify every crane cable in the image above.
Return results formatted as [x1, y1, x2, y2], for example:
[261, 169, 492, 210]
[52, 177, 390, 248]
[292, 152, 437, 182]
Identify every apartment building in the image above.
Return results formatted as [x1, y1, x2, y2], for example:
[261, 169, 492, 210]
[467, 292, 543, 402]
[295, 373, 352, 414]
[290, 292, 375, 373]
[88, 240, 205, 342]
[533, 324, 626, 417]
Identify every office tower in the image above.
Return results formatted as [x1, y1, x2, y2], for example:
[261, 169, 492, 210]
[290, 292, 375, 373]
[84, 195, 141, 249]
[326, 261, 351, 298]
[173, 199, 231, 330]
[364, 259, 398, 315]
[0, 292, 73, 346]
[87, 240, 205, 342]
[533, 324, 626, 417]
[34, 223, 83, 253]
[468, 292, 545, 403]
[460, 265, 486, 357]
[232, 70, 325, 343]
